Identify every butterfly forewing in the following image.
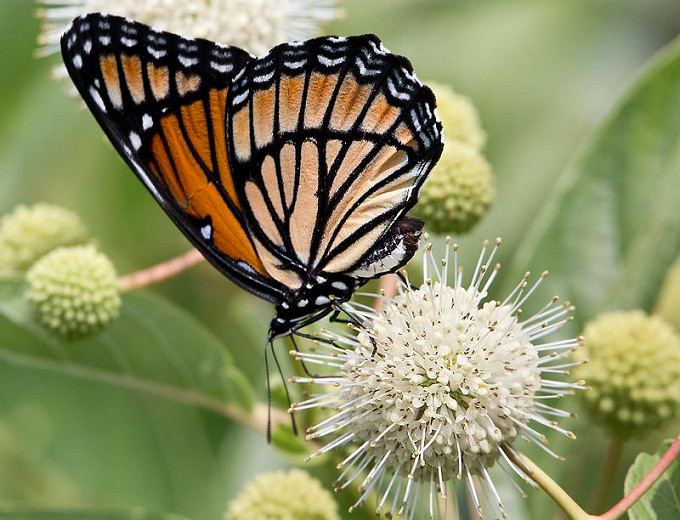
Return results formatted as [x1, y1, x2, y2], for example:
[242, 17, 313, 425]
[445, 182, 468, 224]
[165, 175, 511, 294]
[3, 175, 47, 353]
[226, 35, 443, 287]
[61, 13, 287, 303]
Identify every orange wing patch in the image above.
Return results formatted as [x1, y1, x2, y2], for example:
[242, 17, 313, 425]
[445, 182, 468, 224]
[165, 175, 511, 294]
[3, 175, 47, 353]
[147, 62, 170, 101]
[252, 86, 276, 148]
[329, 75, 372, 132]
[121, 54, 145, 104]
[304, 72, 338, 129]
[147, 104, 266, 275]
[278, 75, 304, 133]
[100, 54, 123, 109]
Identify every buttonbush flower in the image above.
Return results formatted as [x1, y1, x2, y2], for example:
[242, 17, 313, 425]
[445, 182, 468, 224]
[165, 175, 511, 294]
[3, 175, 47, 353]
[26, 245, 121, 338]
[291, 239, 584, 519]
[225, 469, 340, 520]
[38, 0, 342, 75]
[428, 82, 486, 150]
[0, 203, 89, 277]
[574, 310, 680, 437]
[412, 140, 495, 235]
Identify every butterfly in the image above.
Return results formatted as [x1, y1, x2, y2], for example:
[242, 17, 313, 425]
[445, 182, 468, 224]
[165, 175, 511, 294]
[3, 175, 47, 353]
[61, 13, 443, 340]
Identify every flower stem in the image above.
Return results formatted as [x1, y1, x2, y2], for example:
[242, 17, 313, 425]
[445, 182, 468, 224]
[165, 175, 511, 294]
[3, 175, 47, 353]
[118, 249, 204, 292]
[599, 434, 680, 520]
[375, 273, 399, 309]
[503, 448, 594, 520]
[590, 436, 624, 513]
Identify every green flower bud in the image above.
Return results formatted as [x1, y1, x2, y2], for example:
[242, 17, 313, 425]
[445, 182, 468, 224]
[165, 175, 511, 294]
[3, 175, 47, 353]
[0, 203, 88, 276]
[225, 469, 340, 520]
[412, 140, 495, 235]
[429, 82, 485, 150]
[26, 245, 120, 338]
[655, 255, 680, 333]
[574, 310, 680, 437]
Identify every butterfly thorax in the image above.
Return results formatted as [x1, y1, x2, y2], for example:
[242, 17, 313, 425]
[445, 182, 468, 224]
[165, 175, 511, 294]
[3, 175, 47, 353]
[269, 273, 359, 339]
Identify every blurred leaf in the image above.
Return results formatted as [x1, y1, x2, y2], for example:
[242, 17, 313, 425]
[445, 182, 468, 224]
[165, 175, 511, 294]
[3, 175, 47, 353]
[506, 37, 680, 328]
[0, 280, 253, 421]
[270, 424, 309, 461]
[0, 508, 190, 520]
[625, 439, 680, 520]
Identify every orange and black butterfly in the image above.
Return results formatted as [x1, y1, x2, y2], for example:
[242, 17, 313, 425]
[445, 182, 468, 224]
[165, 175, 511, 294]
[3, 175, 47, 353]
[61, 13, 443, 340]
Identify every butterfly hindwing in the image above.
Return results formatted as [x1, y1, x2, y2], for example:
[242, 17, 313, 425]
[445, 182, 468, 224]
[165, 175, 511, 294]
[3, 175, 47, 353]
[61, 13, 287, 303]
[226, 35, 443, 289]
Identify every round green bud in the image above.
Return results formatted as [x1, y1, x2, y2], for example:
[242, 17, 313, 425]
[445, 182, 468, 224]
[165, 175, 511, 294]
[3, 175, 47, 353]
[225, 469, 340, 520]
[26, 245, 121, 338]
[412, 140, 495, 235]
[0, 203, 89, 277]
[429, 81, 486, 150]
[574, 310, 680, 437]
[655, 255, 680, 333]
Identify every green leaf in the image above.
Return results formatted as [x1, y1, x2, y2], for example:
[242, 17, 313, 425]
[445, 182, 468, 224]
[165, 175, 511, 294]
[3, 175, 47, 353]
[271, 424, 309, 459]
[625, 439, 680, 520]
[506, 37, 680, 328]
[0, 508, 190, 520]
[0, 280, 254, 421]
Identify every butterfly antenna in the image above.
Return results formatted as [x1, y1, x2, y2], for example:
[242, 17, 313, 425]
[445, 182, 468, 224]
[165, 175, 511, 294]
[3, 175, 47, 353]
[270, 335, 298, 436]
[264, 337, 273, 444]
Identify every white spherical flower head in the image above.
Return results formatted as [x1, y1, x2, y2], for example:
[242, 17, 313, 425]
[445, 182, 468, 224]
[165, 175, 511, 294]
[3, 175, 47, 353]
[291, 239, 584, 519]
[349, 282, 540, 481]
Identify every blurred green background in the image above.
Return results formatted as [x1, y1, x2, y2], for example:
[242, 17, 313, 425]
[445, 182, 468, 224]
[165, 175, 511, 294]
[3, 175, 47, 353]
[1, 0, 680, 519]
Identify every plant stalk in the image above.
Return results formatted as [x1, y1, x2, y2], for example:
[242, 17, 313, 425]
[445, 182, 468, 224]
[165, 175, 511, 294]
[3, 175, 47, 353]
[590, 435, 624, 513]
[118, 249, 204, 292]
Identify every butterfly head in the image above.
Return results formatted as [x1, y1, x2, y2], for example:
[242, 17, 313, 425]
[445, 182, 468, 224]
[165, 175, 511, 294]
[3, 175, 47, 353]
[268, 273, 359, 339]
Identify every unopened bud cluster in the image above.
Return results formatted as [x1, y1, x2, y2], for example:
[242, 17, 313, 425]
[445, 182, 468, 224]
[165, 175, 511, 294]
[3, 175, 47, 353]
[225, 469, 339, 520]
[413, 82, 494, 234]
[574, 310, 680, 437]
[0, 203, 120, 338]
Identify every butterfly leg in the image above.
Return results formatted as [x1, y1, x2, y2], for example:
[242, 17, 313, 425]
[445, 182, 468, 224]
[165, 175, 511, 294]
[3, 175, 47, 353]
[330, 302, 380, 357]
[289, 333, 344, 380]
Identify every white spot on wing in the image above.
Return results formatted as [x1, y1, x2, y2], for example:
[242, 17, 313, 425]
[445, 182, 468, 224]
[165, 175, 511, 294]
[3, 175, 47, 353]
[73, 54, 83, 69]
[315, 296, 330, 306]
[88, 86, 106, 112]
[253, 70, 275, 83]
[148, 47, 166, 59]
[129, 131, 142, 151]
[179, 55, 198, 67]
[318, 55, 344, 67]
[331, 281, 348, 291]
[142, 114, 153, 130]
[200, 224, 212, 240]
[210, 61, 233, 73]
[99, 36, 111, 46]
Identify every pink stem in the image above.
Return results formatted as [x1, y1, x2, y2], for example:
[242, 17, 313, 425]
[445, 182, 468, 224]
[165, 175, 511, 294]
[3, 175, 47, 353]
[118, 249, 205, 292]
[374, 274, 399, 310]
[598, 435, 680, 520]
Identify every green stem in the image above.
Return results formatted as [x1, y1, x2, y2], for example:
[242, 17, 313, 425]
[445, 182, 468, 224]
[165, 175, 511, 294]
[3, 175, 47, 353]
[590, 436, 624, 513]
[0, 346, 287, 434]
[503, 447, 594, 520]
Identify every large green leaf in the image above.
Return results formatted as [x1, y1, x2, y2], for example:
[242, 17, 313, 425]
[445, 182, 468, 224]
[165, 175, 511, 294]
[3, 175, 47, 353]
[0, 280, 254, 418]
[506, 37, 680, 328]
[625, 439, 680, 520]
